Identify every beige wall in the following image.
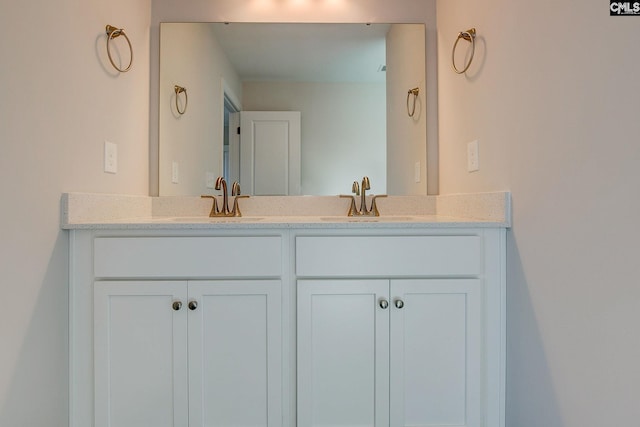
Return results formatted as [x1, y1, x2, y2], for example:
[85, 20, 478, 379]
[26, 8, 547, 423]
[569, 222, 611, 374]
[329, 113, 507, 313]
[159, 23, 242, 195]
[0, 0, 151, 425]
[243, 81, 386, 195]
[437, 0, 640, 425]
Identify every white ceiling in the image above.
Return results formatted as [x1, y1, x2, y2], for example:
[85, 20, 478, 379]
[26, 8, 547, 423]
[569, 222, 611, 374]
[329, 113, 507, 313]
[211, 23, 390, 83]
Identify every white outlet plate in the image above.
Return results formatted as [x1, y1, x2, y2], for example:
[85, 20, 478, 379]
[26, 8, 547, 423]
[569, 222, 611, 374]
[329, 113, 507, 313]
[104, 141, 117, 174]
[467, 140, 479, 172]
[414, 161, 421, 183]
[172, 161, 179, 184]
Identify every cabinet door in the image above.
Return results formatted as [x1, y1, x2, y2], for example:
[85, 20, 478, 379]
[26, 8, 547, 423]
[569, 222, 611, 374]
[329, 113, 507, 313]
[390, 279, 481, 427]
[94, 281, 189, 427]
[297, 280, 390, 427]
[188, 281, 282, 427]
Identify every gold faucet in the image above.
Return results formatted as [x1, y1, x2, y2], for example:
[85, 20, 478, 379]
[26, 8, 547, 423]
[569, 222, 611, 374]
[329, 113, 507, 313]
[201, 177, 248, 217]
[340, 176, 387, 216]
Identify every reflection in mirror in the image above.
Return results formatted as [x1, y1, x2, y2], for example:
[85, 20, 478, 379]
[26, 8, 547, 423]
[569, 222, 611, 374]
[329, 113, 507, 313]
[159, 23, 426, 196]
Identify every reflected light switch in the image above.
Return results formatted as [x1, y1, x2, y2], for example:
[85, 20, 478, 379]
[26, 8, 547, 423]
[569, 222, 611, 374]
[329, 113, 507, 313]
[104, 141, 117, 174]
[172, 161, 179, 184]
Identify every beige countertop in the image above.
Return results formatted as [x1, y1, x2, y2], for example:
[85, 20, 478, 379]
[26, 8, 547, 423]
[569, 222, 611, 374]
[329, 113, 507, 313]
[61, 192, 511, 230]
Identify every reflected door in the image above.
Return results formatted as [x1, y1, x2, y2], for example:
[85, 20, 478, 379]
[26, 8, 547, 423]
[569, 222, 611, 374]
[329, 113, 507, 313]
[239, 111, 301, 195]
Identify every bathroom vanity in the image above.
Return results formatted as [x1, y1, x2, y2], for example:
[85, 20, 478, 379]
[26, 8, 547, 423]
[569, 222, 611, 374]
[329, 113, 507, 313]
[64, 193, 509, 427]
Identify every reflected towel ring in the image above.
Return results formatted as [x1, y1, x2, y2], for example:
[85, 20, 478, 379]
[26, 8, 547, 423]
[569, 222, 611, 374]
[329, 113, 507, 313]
[406, 87, 419, 117]
[174, 85, 188, 115]
[452, 28, 476, 74]
[106, 25, 133, 73]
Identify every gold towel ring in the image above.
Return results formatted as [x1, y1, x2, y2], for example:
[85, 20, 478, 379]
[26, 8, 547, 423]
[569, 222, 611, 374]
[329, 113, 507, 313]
[406, 87, 419, 117]
[106, 25, 133, 73]
[452, 28, 476, 74]
[174, 85, 188, 115]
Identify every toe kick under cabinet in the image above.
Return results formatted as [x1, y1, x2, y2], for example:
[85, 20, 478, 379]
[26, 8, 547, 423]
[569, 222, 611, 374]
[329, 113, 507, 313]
[69, 227, 505, 427]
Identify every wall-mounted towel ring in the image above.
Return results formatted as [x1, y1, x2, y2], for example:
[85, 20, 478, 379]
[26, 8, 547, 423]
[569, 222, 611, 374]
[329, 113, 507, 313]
[106, 25, 133, 73]
[452, 28, 476, 74]
[174, 85, 188, 115]
[406, 87, 420, 117]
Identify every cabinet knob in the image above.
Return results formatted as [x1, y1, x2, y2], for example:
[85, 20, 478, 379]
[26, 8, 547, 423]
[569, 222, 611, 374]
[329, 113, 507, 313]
[394, 299, 404, 309]
[172, 301, 182, 311]
[379, 299, 389, 309]
[188, 300, 198, 311]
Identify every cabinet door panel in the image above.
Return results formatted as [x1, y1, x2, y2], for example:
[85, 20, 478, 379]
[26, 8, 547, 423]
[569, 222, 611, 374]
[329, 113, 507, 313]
[188, 281, 282, 427]
[94, 281, 188, 427]
[297, 280, 390, 427]
[390, 280, 481, 427]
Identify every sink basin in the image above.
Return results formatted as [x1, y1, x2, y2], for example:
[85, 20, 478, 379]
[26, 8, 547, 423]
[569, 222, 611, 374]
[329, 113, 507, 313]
[319, 216, 415, 223]
[166, 216, 265, 223]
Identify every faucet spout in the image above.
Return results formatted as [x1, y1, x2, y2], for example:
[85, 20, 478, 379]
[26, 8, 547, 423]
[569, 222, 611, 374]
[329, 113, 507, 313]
[360, 176, 371, 215]
[215, 176, 229, 215]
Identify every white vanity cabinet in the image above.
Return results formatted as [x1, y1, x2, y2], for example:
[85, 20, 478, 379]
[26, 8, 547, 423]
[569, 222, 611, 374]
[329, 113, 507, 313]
[69, 226, 505, 427]
[295, 231, 505, 427]
[70, 231, 286, 427]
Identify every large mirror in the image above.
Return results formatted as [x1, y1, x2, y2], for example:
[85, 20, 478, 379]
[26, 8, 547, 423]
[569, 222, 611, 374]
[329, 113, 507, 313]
[159, 23, 426, 196]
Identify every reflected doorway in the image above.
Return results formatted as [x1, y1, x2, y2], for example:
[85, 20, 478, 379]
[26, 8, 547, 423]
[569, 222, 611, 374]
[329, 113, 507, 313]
[223, 93, 241, 183]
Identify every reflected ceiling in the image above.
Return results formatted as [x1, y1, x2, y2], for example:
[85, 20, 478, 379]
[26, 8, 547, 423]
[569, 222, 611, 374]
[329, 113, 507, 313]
[211, 23, 390, 82]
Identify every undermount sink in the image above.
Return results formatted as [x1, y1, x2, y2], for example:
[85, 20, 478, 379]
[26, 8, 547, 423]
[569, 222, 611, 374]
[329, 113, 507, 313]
[166, 216, 265, 223]
[319, 216, 415, 222]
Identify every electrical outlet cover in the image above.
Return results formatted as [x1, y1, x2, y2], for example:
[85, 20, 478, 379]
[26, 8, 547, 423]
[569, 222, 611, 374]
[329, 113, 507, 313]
[172, 161, 179, 184]
[467, 140, 479, 172]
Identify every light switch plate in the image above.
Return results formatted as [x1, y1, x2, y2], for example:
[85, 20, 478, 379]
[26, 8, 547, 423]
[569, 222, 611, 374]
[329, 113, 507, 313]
[414, 161, 421, 183]
[467, 140, 479, 172]
[104, 141, 117, 174]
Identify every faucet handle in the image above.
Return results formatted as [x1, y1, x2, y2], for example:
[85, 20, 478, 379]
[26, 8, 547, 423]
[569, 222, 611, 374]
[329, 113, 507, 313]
[201, 195, 220, 217]
[351, 181, 360, 195]
[230, 194, 249, 217]
[214, 176, 225, 191]
[231, 181, 241, 196]
[369, 194, 387, 217]
[340, 195, 359, 217]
